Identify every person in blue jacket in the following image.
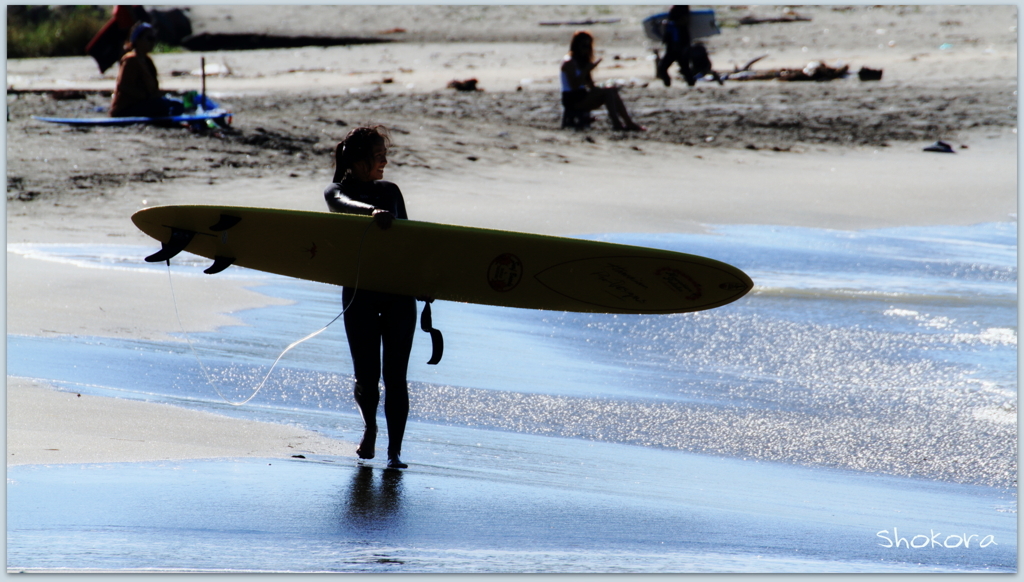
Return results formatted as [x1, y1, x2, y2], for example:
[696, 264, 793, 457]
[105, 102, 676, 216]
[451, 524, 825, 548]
[656, 5, 693, 87]
[324, 125, 413, 469]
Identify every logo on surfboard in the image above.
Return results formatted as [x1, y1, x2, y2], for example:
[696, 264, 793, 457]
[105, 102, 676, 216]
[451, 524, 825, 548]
[655, 266, 702, 301]
[488, 253, 523, 292]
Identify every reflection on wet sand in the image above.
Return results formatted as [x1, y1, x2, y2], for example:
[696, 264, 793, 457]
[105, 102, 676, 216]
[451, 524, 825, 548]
[344, 464, 405, 533]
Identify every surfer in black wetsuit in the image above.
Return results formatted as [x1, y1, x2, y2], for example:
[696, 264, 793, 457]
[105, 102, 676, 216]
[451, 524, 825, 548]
[324, 125, 414, 469]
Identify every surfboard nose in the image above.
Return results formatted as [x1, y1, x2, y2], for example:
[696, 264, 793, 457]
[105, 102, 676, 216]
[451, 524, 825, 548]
[533, 256, 751, 313]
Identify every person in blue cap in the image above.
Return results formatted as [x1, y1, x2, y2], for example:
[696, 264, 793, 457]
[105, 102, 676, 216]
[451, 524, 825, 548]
[110, 22, 184, 117]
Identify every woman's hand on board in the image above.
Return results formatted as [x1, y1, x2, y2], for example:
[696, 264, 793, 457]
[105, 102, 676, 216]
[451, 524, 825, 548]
[371, 208, 395, 230]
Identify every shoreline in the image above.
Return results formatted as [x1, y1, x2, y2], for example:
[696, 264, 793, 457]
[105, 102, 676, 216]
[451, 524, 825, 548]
[7, 131, 1017, 466]
[6, 4, 1016, 471]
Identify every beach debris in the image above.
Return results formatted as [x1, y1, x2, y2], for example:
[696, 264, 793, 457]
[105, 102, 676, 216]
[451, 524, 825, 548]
[858, 67, 883, 81]
[923, 140, 956, 153]
[379, 27, 406, 34]
[316, 116, 348, 127]
[795, 61, 849, 81]
[598, 78, 649, 89]
[47, 90, 88, 100]
[724, 60, 849, 82]
[539, 18, 620, 26]
[736, 54, 769, 72]
[7, 88, 112, 98]
[192, 62, 231, 77]
[180, 33, 388, 52]
[737, 12, 811, 25]
[447, 78, 481, 91]
[171, 62, 232, 77]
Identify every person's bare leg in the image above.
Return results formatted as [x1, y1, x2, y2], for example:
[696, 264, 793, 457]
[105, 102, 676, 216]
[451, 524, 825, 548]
[608, 89, 644, 131]
[588, 87, 623, 129]
[604, 99, 624, 129]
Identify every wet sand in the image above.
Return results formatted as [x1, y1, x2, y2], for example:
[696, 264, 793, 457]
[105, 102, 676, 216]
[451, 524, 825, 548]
[4, 6, 1018, 572]
[9, 435, 1016, 573]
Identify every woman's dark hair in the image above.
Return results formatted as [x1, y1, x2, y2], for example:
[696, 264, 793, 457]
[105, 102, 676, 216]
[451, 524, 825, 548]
[333, 125, 390, 182]
[568, 30, 594, 64]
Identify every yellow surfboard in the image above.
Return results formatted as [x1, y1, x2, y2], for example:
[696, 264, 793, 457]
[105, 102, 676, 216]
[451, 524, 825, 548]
[132, 205, 753, 314]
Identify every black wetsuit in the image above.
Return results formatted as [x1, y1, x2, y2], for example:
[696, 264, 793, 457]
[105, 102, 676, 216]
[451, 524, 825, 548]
[324, 178, 415, 459]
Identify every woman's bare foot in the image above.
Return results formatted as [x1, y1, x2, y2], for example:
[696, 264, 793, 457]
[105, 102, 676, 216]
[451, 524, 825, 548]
[356, 426, 377, 459]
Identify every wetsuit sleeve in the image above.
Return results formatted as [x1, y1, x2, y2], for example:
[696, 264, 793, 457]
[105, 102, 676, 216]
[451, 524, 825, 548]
[390, 183, 409, 220]
[324, 182, 375, 215]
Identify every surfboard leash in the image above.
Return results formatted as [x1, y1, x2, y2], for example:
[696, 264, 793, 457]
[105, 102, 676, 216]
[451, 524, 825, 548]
[163, 219, 378, 406]
[419, 300, 443, 365]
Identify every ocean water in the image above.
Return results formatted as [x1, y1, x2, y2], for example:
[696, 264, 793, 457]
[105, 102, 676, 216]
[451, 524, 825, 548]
[6, 222, 1017, 573]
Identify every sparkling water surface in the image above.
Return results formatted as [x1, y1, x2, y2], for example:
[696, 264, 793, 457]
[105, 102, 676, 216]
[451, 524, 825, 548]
[7, 222, 1017, 573]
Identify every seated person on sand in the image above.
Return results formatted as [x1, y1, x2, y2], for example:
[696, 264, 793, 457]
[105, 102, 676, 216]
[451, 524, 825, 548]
[109, 23, 184, 118]
[560, 30, 645, 131]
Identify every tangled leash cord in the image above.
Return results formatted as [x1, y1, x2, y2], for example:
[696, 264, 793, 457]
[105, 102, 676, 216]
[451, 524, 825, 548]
[165, 219, 377, 406]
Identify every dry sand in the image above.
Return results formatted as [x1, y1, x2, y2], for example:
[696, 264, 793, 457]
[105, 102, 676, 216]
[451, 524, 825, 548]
[7, 377, 351, 465]
[5, 5, 1018, 465]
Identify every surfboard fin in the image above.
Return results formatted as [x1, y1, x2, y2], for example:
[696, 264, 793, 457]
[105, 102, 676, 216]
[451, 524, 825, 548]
[144, 228, 196, 263]
[209, 214, 242, 231]
[419, 300, 444, 365]
[204, 255, 235, 275]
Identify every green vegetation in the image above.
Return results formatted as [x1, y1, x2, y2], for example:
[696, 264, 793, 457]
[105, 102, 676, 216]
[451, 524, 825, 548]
[7, 5, 111, 59]
[153, 42, 183, 54]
